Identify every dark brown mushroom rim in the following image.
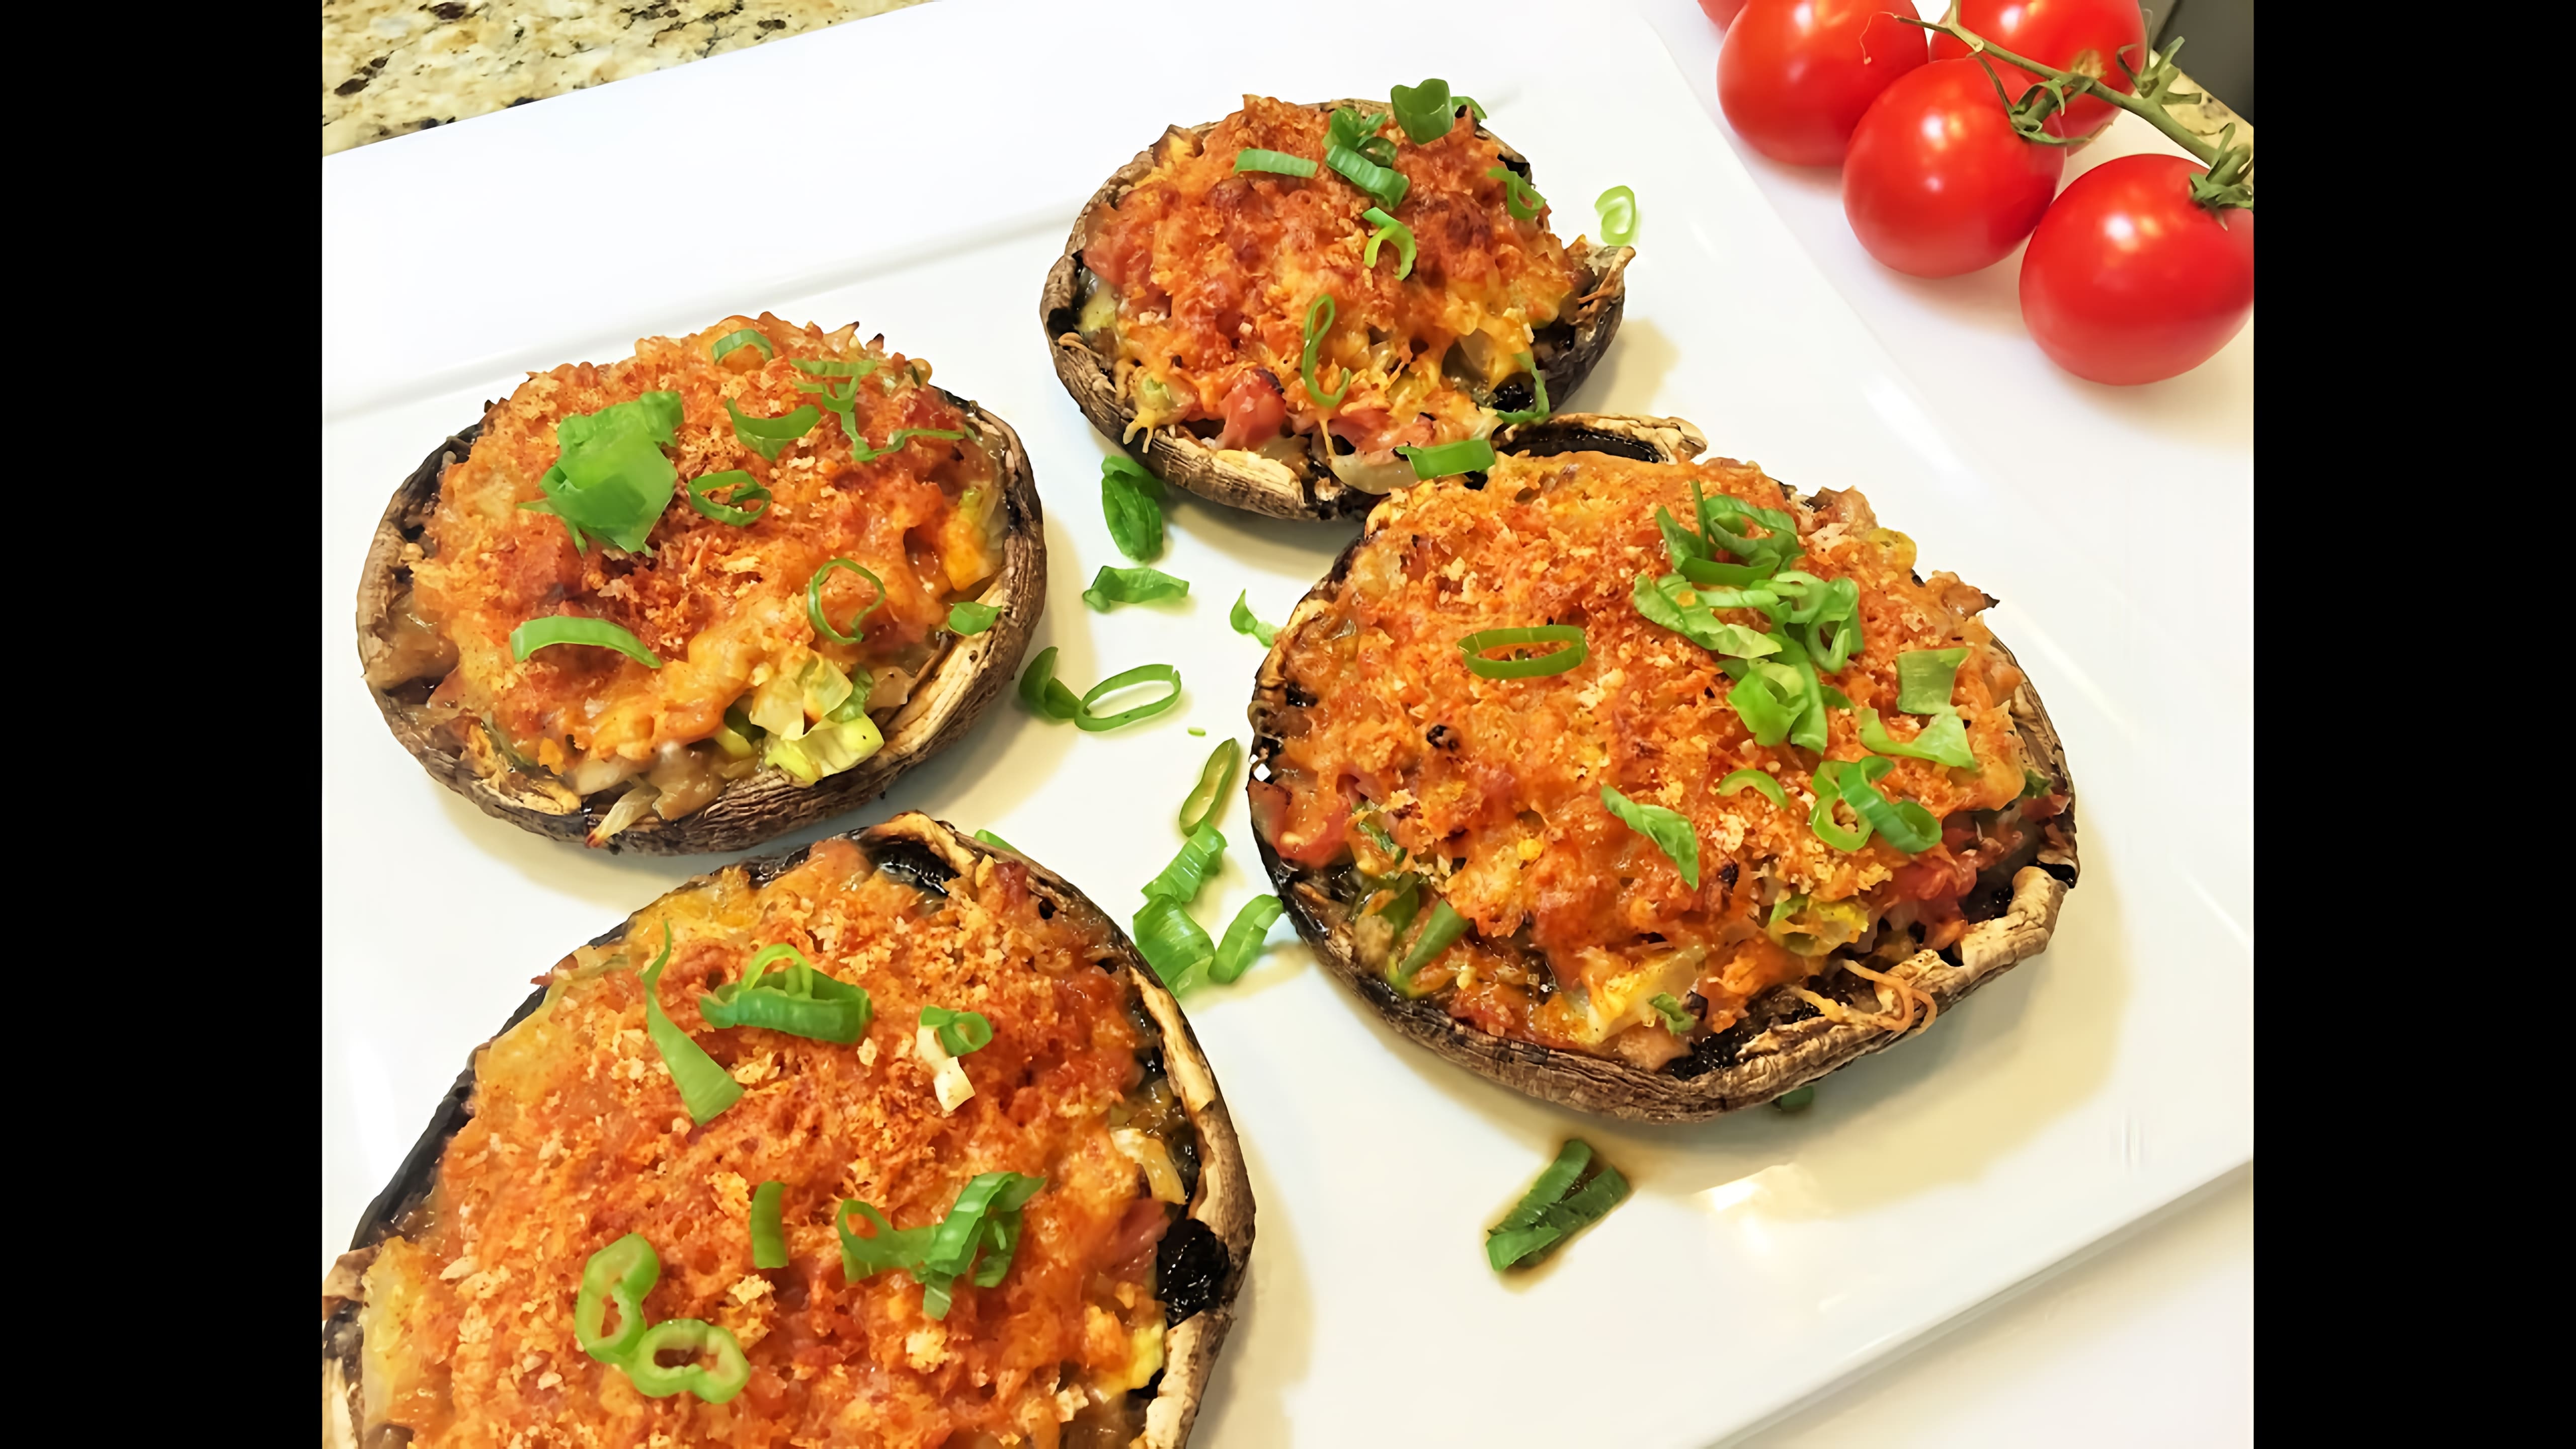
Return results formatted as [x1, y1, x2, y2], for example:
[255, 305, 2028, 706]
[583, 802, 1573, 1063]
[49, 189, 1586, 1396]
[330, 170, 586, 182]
[354, 394, 1045, 855]
[319, 813, 1255, 1449]
[1040, 100, 1635, 521]
[1247, 414, 2081, 1122]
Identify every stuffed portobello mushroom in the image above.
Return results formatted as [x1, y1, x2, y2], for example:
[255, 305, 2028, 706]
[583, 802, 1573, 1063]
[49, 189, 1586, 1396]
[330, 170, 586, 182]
[357, 315, 1044, 853]
[1042, 90, 1633, 520]
[320, 813, 1253, 1449]
[1247, 415, 2078, 1121]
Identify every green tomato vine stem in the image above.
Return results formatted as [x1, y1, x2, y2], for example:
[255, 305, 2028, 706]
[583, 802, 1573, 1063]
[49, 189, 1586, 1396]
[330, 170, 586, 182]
[1904, 12, 2254, 214]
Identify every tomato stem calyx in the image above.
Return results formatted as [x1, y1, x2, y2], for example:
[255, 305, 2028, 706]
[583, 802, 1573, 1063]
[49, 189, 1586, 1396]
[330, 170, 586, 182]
[1902, 18, 2254, 215]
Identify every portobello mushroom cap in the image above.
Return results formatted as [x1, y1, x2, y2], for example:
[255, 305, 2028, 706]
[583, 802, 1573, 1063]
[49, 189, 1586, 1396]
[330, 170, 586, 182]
[354, 394, 1045, 854]
[1040, 101, 1634, 521]
[1247, 413, 2081, 1122]
[320, 812, 1255, 1449]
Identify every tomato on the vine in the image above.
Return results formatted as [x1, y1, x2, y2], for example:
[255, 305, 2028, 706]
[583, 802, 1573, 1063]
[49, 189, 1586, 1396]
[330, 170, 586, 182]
[1929, 0, 2149, 139]
[1843, 59, 2064, 277]
[1697, 0, 1749, 25]
[2019, 153, 2253, 384]
[1718, 0, 1929, 167]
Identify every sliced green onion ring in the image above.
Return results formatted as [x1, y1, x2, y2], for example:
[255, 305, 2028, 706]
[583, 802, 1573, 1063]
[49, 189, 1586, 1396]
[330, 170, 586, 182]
[1774, 1084, 1817, 1111]
[1018, 646, 1081, 721]
[1235, 148, 1318, 178]
[1594, 185, 1638, 246]
[1600, 786, 1702, 888]
[711, 329, 774, 363]
[1389, 78, 1461, 144]
[947, 600, 1001, 635]
[622, 1318, 750, 1402]
[685, 470, 770, 526]
[1719, 768, 1788, 808]
[1835, 767, 1943, 853]
[639, 923, 745, 1125]
[1398, 437, 1496, 478]
[972, 828, 1017, 852]
[1362, 206, 1417, 280]
[791, 356, 880, 378]
[510, 616, 663, 670]
[749, 1182, 788, 1269]
[1807, 765, 1872, 852]
[1082, 565, 1190, 611]
[1076, 663, 1183, 732]
[1302, 294, 1349, 410]
[1143, 823, 1227, 905]
[1133, 896, 1217, 995]
[575, 1233, 660, 1364]
[1395, 898, 1470, 987]
[1230, 591, 1279, 647]
[1211, 895, 1284, 984]
[1101, 455, 1167, 562]
[848, 427, 965, 465]
[1649, 993, 1694, 1034]
[1178, 738, 1242, 835]
[1492, 350, 1551, 425]
[920, 1005, 994, 1057]
[1458, 624, 1587, 679]
[1326, 143, 1409, 209]
[1487, 165, 1548, 221]
[1857, 705, 1977, 768]
[726, 398, 820, 460]
[807, 558, 887, 645]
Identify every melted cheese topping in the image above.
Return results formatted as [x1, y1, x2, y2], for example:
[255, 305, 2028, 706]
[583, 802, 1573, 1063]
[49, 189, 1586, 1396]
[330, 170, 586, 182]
[359, 839, 1170, 1447]
[410, 316, 1003, 776]
[1081, 95, 1587, 457]
[1255, 453, 2034, 1060]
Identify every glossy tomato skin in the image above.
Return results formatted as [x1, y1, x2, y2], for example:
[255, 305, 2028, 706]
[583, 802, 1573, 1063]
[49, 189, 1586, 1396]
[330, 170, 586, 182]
[1719, 0, 1931, 167]
[2019, 153, 2252, 384]
[1930, 0, 2149, 139]
[1698, 0, 1749, 24]
[1843, 59, 2065, 277]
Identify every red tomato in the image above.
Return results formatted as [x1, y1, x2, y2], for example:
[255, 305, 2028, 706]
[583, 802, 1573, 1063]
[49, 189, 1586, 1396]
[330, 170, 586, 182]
[2019, 153, 2253, 384]
[1929, 0, 2148, 139]
[1843, 59, 2064, 277]
[1698, 0, 1749, 24]
[1718, 0, 1930, 167]
[1214, 368, 1286, 448]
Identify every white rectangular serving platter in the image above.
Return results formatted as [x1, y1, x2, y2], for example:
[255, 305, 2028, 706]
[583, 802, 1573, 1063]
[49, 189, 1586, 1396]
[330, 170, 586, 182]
[320, 3, 2254, 1444]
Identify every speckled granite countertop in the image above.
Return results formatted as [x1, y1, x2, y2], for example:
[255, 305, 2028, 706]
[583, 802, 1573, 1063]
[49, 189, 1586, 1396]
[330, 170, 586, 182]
[323, 1, 930, 154]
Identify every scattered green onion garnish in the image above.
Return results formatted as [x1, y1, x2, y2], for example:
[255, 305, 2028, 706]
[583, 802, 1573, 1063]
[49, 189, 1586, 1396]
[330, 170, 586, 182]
[1600, 786, 1702, 888]
[1492, 351, 1551, 425]
[839, 1172, 1046, 1320]
[1018, 646, 1082, 721]
[685, 470, 770, 525]
[711, 329, 774, 363]
[1487, 165, 1548, 221]
[1101, 454, 1167, 562]
[1328, 144, 1409, 207]
[1454, 94, 1488, 120]
[1594, 185, 1638, 246]
[1077, 663, 1183, 732]
[1143, 822, 1227, 905]
[947, 600, 1001, 635]
[1774, 1084, 1816, 1111]
[1857, 704, 1977, 768]
[1190, 727, 1206, 736]
[519, 392, 684, 553]
[638, 923, 744, 1124]
[623, 1319, 751, 1402]
[1397, 437, 1495, 478]
[920, 1005, 994, 1057]
[1458, 624, 1587, 679]
[1649, 993, 1695, 1034]
[2022, 768, 2054, 800]
[848, 427, 965, 465]
[973, 828, 1017, 851]
[1897, 648, 1969, 713]
[807, 558, 887, 645]
[1389, 77, 1465, 144]
[1133, 895, 1218, 994]
[575, 1233, 660, 1364]
[1719, 767, 1788, 808]
[1486, 1140, 1631, 1271]
[1807, 764, 1872, 852]
[1211, 895, 1284, 984]
[1302, 294, 1349, 410]
[1361, 206, 1417, 280]
[1356, 814, 1407, 866]
[1235, 148, 1318, 178]
[1725, 663, 1803, 747]
[749, 1182, 788, 1269]
[1178, 738, 1242, 835]
[1230, 591, 1280, 647]
[726, 397, 820, 460]
[1394, 898, 1470, 988]
[1083, 565, 1190, 611]
[790, 356, 880, 378]
[1834, 764, 1943, 853]
[1327, 106, 1399, 166]
[510, 616, 664, 670]
[698, 942, 873, 1044]
[1631, 573, 1779, 660]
